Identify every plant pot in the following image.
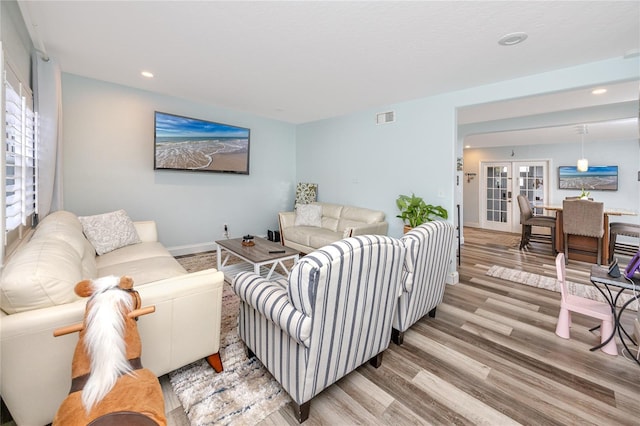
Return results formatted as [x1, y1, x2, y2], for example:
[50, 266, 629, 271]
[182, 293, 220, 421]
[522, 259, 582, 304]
[403, 225, 412, 234]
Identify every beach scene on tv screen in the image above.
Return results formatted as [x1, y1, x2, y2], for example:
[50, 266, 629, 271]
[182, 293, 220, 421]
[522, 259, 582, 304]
[558, 166, 618, 191]
[155, 112, 249, 173]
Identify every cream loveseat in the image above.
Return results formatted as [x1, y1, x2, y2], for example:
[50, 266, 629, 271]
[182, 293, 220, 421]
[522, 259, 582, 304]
[278, 202, 389, 253]
[0, 210, 224, 426]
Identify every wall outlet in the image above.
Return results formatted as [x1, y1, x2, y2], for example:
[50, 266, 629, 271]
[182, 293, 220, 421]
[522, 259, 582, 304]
[223, 224, 229, 239]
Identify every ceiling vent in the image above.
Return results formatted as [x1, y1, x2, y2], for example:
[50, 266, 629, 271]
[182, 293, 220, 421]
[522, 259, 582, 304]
[376, 111, 395, 125]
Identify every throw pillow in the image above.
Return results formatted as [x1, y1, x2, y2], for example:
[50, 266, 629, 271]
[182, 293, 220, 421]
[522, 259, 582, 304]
[295, 183, 318, 205]
[78, 209, 141, 255]
[294, 204, 322, 227]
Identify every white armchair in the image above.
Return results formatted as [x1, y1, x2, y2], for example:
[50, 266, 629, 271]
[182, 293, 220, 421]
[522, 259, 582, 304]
[392, 220, 455, 345]
[232, 235, 406, 422]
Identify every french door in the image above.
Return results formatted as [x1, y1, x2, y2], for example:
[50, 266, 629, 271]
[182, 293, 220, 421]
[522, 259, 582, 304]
[480, 161, 549, 233]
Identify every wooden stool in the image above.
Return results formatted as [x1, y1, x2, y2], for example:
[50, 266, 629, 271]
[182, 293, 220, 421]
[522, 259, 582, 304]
[608, 222, 640, 263]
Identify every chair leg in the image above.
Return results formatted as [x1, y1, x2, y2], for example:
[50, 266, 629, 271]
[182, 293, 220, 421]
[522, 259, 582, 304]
[369, 352, 383, 368]
[564, 234, 569, 264]
[428, 307, 437, 318]
[596, 237, 602, 266]
[292, 401, 311, 423]
[599, 319, 618, 356]
[608, 232, 617, 263]
[520, 225, 532, 249]
[391, 328, 404, 345]
[555, 308, 571, 339]
[206, 352, 224, 373]
[550, 229, 556, 255]
[246, 347, 255, 359]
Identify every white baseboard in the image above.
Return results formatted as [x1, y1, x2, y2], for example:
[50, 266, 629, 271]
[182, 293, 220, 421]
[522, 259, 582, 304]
[168, 242, 217, 256]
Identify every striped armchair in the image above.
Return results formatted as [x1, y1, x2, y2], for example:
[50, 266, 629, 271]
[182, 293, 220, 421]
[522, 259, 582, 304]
[232, 235, 406, 422]
[392, 220, 455, 345]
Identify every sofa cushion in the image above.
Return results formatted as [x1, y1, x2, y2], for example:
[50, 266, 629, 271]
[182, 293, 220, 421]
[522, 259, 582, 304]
[95, 242, 175, 269]
[317, 203, 342, 232]
[309, 230, 344, 249]
[78, 209, 141, 255]
[294, 204, 322, 227]
[98, 257, 186, 286]
[0, 239, 82, 314]
[285, 226, 342, 248]
[337, 205, 386, 232]
[81, 238, 99, 279]
[31, 210, 87, 257]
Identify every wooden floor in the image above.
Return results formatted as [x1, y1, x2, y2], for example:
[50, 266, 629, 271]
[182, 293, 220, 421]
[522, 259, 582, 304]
[165, 227, 640, 425]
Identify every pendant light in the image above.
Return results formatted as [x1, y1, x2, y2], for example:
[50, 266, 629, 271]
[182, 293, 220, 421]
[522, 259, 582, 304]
[577, 124, 589, 172]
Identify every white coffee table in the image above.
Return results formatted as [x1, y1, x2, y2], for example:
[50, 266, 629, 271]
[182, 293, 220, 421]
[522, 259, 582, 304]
[215, 236, 299, 283]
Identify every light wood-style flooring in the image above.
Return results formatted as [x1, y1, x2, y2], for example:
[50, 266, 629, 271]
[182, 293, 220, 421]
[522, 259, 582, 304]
[157, 227, 640, 424]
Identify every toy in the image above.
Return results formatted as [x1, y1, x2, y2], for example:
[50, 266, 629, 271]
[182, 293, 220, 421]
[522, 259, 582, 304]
[53, 276, 166, 425]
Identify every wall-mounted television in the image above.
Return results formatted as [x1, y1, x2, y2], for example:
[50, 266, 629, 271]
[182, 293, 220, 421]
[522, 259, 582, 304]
[558, 165, 618, 191]
[154, 111, 250, 174]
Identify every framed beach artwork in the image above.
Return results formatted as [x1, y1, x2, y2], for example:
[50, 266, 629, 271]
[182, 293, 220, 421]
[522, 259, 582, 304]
[154, 111, 250, 174]
[558, 165, 618, 191]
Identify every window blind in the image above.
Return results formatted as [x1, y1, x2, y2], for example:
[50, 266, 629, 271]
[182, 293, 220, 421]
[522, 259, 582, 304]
[4, 64, 36, 233]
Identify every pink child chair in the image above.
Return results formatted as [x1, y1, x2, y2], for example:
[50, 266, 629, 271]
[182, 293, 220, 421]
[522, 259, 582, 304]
[554, 253, 618, 356]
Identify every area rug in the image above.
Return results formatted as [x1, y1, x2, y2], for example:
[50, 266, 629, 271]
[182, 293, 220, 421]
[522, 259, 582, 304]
[170, 252, 291, 425]
[486, 265, 638, 311]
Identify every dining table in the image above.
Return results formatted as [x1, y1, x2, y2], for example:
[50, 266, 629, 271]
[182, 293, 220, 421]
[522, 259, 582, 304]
[540, 204, 637, 264]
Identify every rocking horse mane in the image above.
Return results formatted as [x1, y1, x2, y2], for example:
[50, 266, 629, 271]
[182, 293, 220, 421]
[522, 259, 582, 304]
[80, 276, 137, 412]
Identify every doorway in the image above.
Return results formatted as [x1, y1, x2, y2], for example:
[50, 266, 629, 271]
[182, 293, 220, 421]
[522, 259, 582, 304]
[480, 160, 550, 234]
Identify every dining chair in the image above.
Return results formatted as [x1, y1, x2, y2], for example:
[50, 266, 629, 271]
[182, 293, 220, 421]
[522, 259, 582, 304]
[608, 222, 640, 263]
[562, 199, 604, 265]
[516, 195, 556, 255]
[554, 253, 618, 356]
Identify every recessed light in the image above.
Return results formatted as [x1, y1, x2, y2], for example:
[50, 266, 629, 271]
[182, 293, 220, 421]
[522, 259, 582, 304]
[498, 32, 528, 46]
[141, 71, 154, 78]
[591, 88, 607, 95]
[464, 145, 471, 149]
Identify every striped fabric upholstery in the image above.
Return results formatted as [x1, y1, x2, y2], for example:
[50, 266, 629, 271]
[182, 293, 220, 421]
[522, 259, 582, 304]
[394, 220, 455, 334]
[232, 235, 406, 406]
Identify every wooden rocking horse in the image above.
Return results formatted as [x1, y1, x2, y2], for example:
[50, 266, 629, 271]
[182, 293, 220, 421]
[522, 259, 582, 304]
[53, 275, 167, 426]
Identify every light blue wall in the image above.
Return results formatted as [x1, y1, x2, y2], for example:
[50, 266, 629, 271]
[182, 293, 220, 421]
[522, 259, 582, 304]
[1, 0, 32, 83]
[61, 74, 297, 251]
[297, 57, 640, 240]
[297, 95, 457, 238]
[463, 139, 640, 227]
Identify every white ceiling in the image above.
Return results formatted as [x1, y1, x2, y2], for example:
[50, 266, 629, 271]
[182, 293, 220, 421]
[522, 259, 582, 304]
[460, 79, 640, 148]
[17, 0, 640, 135]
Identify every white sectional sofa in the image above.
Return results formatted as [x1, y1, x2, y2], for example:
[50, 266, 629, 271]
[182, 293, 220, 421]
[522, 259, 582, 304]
[0, 210, 224, 426]
[278, 202, 388, 253]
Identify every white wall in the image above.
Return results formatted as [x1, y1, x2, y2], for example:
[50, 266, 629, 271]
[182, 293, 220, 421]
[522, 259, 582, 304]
[62, 74, 297, 252]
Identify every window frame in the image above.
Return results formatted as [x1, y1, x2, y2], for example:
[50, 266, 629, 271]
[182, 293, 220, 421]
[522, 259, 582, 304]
[2, 49, 38, 257]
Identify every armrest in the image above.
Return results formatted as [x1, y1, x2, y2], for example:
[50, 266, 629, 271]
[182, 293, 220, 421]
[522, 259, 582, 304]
[345, 221, 389, 237]
[134, 221, 158, 242]
[278, 211, 296, 229]
[232, 271, 311, 346]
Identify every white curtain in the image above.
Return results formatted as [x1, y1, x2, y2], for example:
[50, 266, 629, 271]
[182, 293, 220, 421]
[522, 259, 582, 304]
[32, 53, 63, 217]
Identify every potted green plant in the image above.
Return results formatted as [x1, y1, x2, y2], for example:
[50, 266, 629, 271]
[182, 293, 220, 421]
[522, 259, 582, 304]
[579, 187, 591, 200]
[396, 193, 448, 233]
